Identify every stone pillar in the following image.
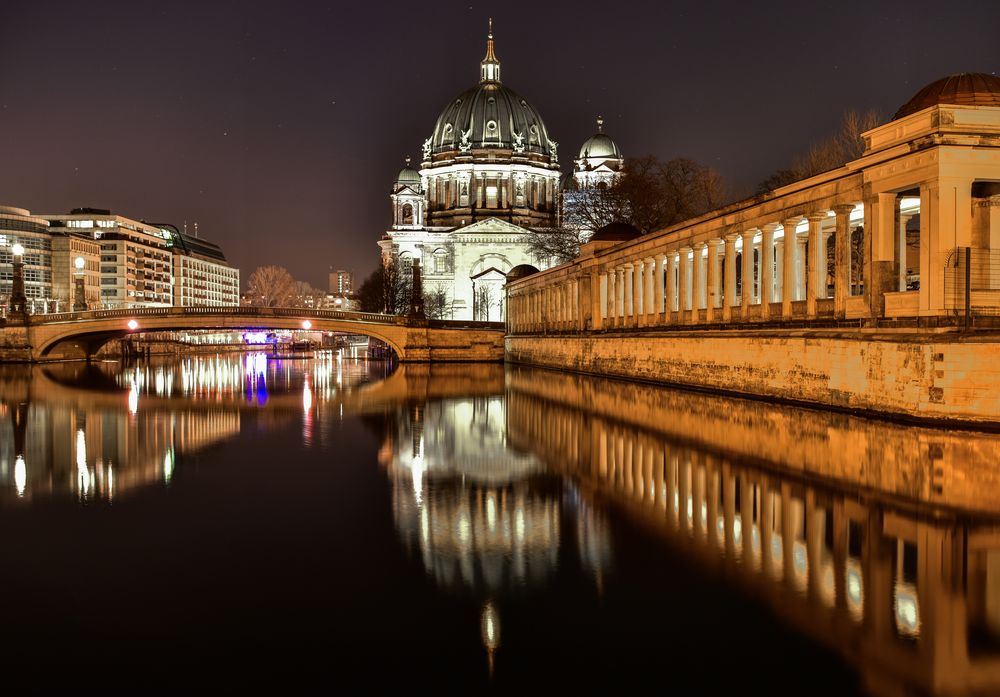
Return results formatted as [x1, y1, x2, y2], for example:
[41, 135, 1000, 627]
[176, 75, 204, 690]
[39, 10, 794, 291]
[666, 253, 678, 323]
[588, 270, 600, 330]
[604, 269, 618, 329]
[624, 264, 634, 324]
[632, 259, 643, 327]
[723, 234, 738, 321]
[692, 243, 705, 324]
[643, 257, 655, 325]
[807, 213, 825, 318]
[833, 204, 854, 318]
[760, 225, 776, 319]
[782, 218, 801, 319]
[706, 239, 721, 322]
[653, 253, 666, 325]
[740, 231, 755, 313]
[678, 247, 691, 323]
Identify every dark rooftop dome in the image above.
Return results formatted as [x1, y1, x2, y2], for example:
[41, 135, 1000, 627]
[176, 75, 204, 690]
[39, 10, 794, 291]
[505, 264, 539, 281]
[894, 73, 1000, 120]
[590, 222, 642, 242]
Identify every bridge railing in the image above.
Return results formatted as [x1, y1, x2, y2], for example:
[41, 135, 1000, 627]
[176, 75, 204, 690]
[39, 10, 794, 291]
[24, 305, 504, 330]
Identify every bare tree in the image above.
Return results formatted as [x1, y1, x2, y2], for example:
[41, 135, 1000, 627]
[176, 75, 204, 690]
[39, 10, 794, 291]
[355, 260, 412, 315]
[567, 156, 728, 236]
[247, 265, 297, 307]
[757, 109, 881, 194]
[473, 284, 496, 321]
[424, 285, 450, 319]
[525, 226, 588, 266]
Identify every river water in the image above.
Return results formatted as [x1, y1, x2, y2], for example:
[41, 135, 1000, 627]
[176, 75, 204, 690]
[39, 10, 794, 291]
[1, 354, 999, 694]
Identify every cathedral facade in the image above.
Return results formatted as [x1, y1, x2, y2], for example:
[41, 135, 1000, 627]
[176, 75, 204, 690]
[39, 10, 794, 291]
[379, 23, 623, 321]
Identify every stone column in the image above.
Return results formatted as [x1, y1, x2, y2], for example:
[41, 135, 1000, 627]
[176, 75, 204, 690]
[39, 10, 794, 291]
[740, 231, 755, 313]
[706, 239, 721, 322]
[616, 267, 626, 327]
[833, 204, 853, 318]
[653, 253, 666, 325]
[666, 252, 678, 323]
[606, 269, 616, 327]
[760, 225, 775, 319]
[691, 243, 705, 324]
[623, 264, 634, 324]
[643, 257, 655, 325]
[807, 213, 825, 318]
[723, 234, 738, 321]
[782, 218, 801, 319]
[632, 259, 643, 327]
[678, 247, 691, 323]
[589, 270, 601, 330]
[897, 214, 912, 292]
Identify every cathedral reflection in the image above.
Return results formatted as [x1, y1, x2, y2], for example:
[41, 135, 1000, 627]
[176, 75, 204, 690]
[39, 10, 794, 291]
[378, 395, 613, 674]
[505, 367, 1000, 697]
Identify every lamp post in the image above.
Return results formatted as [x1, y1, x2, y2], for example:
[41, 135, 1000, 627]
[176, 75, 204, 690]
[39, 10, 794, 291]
[9, 243, 27, 320]
[73, 256, 87, 311]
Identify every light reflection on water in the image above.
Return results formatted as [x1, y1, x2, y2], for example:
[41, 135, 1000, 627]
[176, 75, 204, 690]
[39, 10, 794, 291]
[1, 356, 1000, 693]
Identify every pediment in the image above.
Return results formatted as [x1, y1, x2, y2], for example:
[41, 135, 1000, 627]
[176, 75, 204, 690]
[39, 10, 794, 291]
[451, 217, 532, 235]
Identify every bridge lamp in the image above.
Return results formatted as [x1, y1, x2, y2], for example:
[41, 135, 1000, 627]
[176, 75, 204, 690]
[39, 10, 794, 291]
[11, 243, 24, 257]
[127, 319, 139, 331]
[73, 256, 87, 311]
[301, 320, 312, 330]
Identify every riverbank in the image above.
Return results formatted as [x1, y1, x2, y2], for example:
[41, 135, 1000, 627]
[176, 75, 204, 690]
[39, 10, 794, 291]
[505, 328, 1000, 426]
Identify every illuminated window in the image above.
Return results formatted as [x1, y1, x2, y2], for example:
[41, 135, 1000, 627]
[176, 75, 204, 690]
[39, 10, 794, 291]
[486, 185, 498, 208]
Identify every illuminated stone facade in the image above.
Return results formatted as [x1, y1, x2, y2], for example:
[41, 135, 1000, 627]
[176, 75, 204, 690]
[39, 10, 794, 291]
[379, 25, 622, 321]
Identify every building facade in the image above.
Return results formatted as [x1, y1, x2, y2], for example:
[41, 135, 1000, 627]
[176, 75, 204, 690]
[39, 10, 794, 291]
[165, 226, 240, 307]
[328, 269, 353, 296]
[47, 209, 174, 308]
[378, 24, 623, 321]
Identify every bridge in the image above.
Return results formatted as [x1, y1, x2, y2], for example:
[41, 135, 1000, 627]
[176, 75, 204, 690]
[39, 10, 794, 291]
[0, 306, 505, 362]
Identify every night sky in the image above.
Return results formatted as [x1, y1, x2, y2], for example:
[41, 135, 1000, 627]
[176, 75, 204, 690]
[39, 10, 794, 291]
[0, 0, 996, 289]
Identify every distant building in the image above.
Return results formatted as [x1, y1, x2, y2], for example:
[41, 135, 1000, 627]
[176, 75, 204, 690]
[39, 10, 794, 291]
[0, 205, 104, 314]
[328, 269, 353, 296]
[160, 225, 240, 307]
[46, 209, 174, 308]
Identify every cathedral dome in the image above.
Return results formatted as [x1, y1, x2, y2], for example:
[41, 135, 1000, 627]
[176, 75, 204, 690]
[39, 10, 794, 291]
[424, 24, 557, 165]
[894, 73, 1000, 120]
[578, 117, 621, 159]
[395, 156, 421, 186]
[590, 222, 641, 242]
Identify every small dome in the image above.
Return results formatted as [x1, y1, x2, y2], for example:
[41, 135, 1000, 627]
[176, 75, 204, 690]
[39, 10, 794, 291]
[506, 264, 539, 281]
[395, 156, 421, 186]
[590, 222, 641, 242]
[894, 72, 1000, 120]
[578, 116, 621, 160]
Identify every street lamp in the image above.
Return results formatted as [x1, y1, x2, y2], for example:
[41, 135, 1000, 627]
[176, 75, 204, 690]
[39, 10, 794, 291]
[73, 256, 87, 311]
[301, 320, 312, 330]
[127, 319, 139, 331]
[9, 242, 27, 320]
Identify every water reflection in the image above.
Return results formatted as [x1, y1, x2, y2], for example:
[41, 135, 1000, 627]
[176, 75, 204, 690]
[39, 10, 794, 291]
[0, 353, 387, 502]
[3, 356, 1000, 693]
[501, 366, 1000, 697]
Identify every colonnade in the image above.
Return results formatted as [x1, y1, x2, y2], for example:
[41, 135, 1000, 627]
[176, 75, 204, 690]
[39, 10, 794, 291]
[508, 204, 864, 333]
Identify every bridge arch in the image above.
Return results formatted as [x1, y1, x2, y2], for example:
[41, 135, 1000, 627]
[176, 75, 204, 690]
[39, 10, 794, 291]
[29, 308, 413, 362]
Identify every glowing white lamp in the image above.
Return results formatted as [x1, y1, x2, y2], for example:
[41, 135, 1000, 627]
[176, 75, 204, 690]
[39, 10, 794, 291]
[74, 256, 85, 271]
[11, 243, 24, 257]
[302, 320, 312, 330]
[127, 319, 139, 331]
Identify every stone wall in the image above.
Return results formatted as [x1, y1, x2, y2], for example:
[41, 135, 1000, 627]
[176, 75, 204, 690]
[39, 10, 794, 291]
[0, 324, 31, 362]
[505, 329, 1000, 424]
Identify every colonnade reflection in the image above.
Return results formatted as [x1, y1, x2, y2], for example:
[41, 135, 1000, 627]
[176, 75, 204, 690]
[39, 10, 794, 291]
[505, 368, 1000, 697]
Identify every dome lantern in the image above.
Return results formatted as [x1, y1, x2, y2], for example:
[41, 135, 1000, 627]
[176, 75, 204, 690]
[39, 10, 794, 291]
[480, 18, 501, 84]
